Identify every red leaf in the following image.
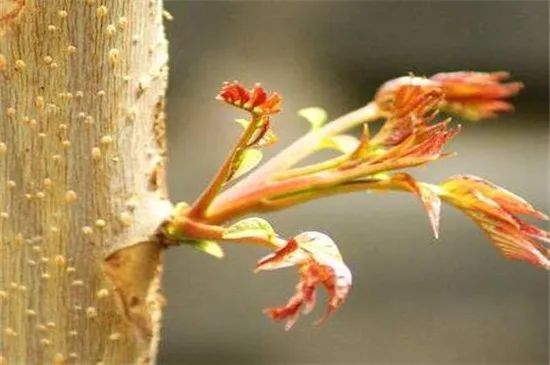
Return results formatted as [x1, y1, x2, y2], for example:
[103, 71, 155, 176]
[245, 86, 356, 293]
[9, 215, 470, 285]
[375, 72, 522, 121]
[430, 71, 523, 120]
[388, 173, 442, 238]
[440, 175, 549, 268]
[217, 81, 282, 115]
[256, 232, 352, 330]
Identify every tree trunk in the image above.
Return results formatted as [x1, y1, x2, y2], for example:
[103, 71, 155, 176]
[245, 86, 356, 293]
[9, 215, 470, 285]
[0, 1, 171, 364]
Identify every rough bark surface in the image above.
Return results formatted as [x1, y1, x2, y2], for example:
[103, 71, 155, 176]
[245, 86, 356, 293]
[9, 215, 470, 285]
[0, 1, 171, 364]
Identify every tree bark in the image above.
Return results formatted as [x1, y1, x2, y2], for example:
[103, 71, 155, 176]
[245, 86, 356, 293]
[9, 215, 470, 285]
[0, 1, 171, 364]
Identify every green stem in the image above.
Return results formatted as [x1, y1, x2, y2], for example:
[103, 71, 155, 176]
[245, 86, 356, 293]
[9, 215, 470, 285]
[273, 154, 348, 180]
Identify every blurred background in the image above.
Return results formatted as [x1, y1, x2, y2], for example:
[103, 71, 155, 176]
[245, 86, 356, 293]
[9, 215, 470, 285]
[160, 1, 548, 364]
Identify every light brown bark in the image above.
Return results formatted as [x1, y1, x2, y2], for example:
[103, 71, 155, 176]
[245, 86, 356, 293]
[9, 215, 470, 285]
[0, 1, 171, 364]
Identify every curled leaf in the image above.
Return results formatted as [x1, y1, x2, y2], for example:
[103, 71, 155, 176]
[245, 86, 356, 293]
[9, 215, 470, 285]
[256, 231, 352, 330]
[298, 107, 328, 131]
[223, 217, 276, 242]
[217, 81, 282, 115]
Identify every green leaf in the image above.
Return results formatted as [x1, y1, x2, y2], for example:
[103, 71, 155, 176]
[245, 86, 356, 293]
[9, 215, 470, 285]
[223, 217, 276, 241]
[230, 148, 263, 180]
[292, 231, 344, 263]
[298, 107, 328, 131]
[322, 134, 360, 154]
[185, 240, 225, 259]
[235, 118, 250, 129]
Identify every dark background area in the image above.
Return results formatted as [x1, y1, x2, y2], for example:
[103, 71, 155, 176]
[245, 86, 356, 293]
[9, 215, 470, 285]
[160, 1, 548, 364]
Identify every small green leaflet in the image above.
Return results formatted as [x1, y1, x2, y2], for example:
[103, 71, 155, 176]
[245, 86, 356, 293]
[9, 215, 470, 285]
[322, 134, 360, 154]
[298, 107, 328, 131]
[235, 118, 250, 129]
[183, 240, 225, 259]
[230, 148, 263, 181]
[298, 107, 359, 154]
[223, 217, 276, 241]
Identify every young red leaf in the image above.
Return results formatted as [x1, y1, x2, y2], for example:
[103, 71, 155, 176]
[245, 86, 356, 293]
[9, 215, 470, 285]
[354, 83, 460, 173]
[375, 72, 522, 121]
[341, 119, 459, 175]
[430, 71, 523, 121]
[442, 175, 547, 220]
[440, 175, 549, 268]
[384, 173, 442, 238]
[217, 81, 282, 116]
[373, 82, 444, 146]
[375, 76, 441, 115]
[255, 232, 352, 330]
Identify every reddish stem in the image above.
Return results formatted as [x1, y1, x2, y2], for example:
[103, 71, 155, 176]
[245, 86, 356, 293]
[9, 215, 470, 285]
[189, 115, 263, 218]
[206, 102, 381, 220]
